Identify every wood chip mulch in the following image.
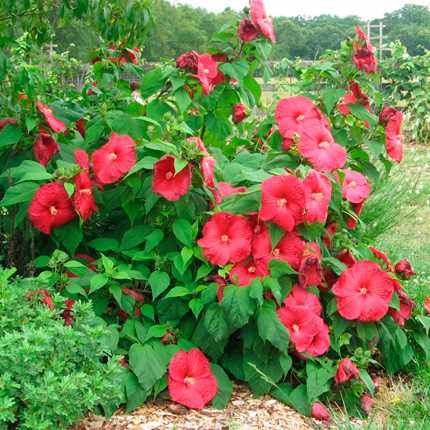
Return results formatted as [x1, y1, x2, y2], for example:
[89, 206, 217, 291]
[74, 384, 318, 430]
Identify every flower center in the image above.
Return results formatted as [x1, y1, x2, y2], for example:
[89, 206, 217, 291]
[360, 287, 367, 295]
[312, 192, 324, 201]
[165, 171, 174, 180]
[184, 376, 195, 385]
[292, 324, 300, 333]
[220, 234, 229, 243]
[296, 114, 305, 122]
[109, 152, 117, 161]
[49, 206, 58, 216]
[203, 68, 210, 74]
[277, 198, 287, 208]
[248, 266, 256, 273]
[318, 141, 329, 149]
[272, 248, 280, 257]
[80, 188, 92, 195]
[349, 181, 357, 188]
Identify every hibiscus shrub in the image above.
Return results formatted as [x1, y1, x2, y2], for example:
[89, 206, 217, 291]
[0, 0, 429, 423]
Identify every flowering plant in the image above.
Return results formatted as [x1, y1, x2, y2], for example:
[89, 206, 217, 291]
[0, 0, 429, 422]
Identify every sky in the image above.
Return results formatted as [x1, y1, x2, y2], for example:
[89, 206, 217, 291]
[171, 0, 430, 19]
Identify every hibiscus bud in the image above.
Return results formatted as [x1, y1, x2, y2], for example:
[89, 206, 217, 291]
[232, 103, 247, 124]
[361, 393, 375, 415]
[379, 106, 398, 126]
[130, 81, 139, 91]
[394, 259, 415, 280]
[311, 402, 331, 424]
[119, 357, 129, 368]
[238, 18, 259, 42]
[122, 288, 145, 303]
[161, 332, 177, 345]
[372, 375, 382, 391]
[335, 358, 360, 384]
[424, 298, 430, 316]
[201, 156, 216, 189]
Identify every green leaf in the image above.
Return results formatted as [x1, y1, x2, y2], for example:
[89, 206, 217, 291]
[172, 218, 193, 246]
[306, 361, 335, 401]
[211, 364, 233, 409]
[389, 293, 401, 311]
[121, 225, 151, 250]
[140, 67, 166, 98]
[90, 273, 108, 293]
[13, 161, 53, 183]
[189, 298, 204, 318]
[144, 230, 164, 253]
[268, 222, 284, 248]
[257, 301, 290, 353]
[148, 271, 170, 300]
[204, 304, 229, 343]
[219, 61, 249, 81]
[279, 354, 292, 376]
[144, 325, 167, 342]
[269, 259, 297, 277]
[221, 285, 255, 330]
[348, 103, 378, 127]
[174, 158, 189, 175]
[129, 343, 169, 392]
[287, 384, 311, 416]
[359, 369, 375, 396]
[175, 88, 192, 113]
[125, 156, 158, 178]
[0, 182, 38, 206]
[163, 286, 191, 299]
[0, 124, 23, 149]
[88, 238, 119, 252]
[321, 88, 346, 113]
[54, 221, 83, 254]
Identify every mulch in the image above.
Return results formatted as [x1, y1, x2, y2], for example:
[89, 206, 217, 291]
[74, 384, 318, 430]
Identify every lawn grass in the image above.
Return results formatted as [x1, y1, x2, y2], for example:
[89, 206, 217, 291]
[332, 145, 430, 429]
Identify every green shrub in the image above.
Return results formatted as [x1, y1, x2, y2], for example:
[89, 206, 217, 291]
[0, 267, 124, 430]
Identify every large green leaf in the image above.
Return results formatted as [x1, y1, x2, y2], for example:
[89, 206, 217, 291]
[210, 363, 233, 409]
[0, 182, 38, 206]
[221, 285, 256, 330]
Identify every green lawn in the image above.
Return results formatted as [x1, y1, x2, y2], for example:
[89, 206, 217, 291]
[333, 146, 430, 430]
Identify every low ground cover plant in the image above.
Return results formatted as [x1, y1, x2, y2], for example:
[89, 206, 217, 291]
[0, 0, 429, 425]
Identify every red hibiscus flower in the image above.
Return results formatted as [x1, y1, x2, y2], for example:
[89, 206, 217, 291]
[353, 27, 377, 74]
[28, 182, 76, 235]
[389, 280, 413, 327]
[168, 348, 218, 409]
[299, 242, 322, 288]
[33, 130, 60, 166]
[75, 118, 86, 137]
[260, 174, 305, 232]
[229, 258, 269, 286]
[92, 133, 136, 185]
[303, 170, 332, 224]
[335, 358, 360, 384]
[73, 150, 97, 221]
[238, 18, 259, 42]
[369, 246, 394, 272]
[0, 118, 17, 129]
[338, 81, 372, 127]
[190, 54, 223, 96]
[298, 120, 347, 172]
[306, 319, 330, 356]
[63, 299, 76, 326]
[253, 228, 305, 271]
[36, 101, 67, 133]
[277, 305, 321, 353]
[201, 156, 216, 188]
[311, 402, 331, 424]
[176, 51, 200, 72]
[361, 393, 375, 416]
[341, 170, 371, 204]
[123, 288, 145, 303]
[250, 0, 276, 43]
[379, 106, 398, 126]
[385, 110, 404, 163]
[395, 259, 415, 279]
[198, 212, 253, 265]
[337, 250, 356, 268]
[283, 285, 322, 316]
[211, 181, 248, 205]
[232, 103, 247, 124]
[275, 96, 328, 147]
[332, 261, 394, 321]
[26, 289, 55, 310]
[152, 155, 192, 201]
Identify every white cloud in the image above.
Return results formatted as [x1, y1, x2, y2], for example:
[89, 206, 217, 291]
[172, 0, 430, 19]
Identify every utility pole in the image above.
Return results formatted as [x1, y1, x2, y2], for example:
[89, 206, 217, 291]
[366, 21, 389, 60]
